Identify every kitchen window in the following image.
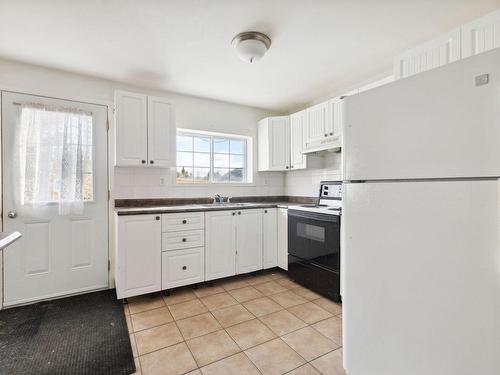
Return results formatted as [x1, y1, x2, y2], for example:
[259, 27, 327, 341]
[176, 129, 250, 184]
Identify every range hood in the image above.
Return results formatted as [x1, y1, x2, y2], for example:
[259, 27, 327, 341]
[302, 135, 341, 154]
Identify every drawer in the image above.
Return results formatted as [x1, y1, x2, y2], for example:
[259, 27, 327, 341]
[162, 247, 204, 289]
[162, 212, 204, 232]
[162, 229, 204, 251]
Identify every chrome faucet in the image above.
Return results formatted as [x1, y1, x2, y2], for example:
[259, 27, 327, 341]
[213, 194, 222, 203]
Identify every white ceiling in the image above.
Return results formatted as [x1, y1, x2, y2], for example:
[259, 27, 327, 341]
[0, 0, 499, 112]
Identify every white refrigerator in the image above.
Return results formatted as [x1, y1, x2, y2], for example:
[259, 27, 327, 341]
[342, 48, 500, 375]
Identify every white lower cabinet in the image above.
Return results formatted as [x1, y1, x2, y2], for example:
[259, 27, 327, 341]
[263, 208, 278, 269]
[236, 210, 263, 274]
[277, 208, 288, 270]
[205, 210, 237, 280]
[116, 214, 162, 299]
[162, 247, 204, 289]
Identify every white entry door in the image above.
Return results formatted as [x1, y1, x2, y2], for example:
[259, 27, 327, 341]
[2, 92, 108, 306]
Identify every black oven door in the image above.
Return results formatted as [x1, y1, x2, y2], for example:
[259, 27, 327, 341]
[287, 209, 340, 272]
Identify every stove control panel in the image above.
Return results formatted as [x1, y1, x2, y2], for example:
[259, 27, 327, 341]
[320, 181, 342, 200]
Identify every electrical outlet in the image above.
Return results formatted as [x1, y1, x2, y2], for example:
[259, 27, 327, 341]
[159, 177, 166, 186]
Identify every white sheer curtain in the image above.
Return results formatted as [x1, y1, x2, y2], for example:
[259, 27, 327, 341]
[15, 103, 93, 215]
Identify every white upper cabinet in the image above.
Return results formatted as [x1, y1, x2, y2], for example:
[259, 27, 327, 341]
[462, 9, 500, 58]
[290, 110, 307, 170]
[394, 28, 461, 79]
[236, 209, 263, 274]
[262, 208, 278, 269]
[147, 96, 175, 167]
[304, 101, 329, 148]
[258, 116, 290, 171]
[115, 91, 148, 166]
[115, 90, 175, 167]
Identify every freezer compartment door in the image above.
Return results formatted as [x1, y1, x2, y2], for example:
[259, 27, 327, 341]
[343, 48, 500, 181]
[343, 180, 500, 375]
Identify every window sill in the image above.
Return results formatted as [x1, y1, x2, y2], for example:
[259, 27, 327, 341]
[175, 182, 256, 187]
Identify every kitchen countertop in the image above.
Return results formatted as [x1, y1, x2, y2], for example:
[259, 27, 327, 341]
[0, 231, 22, 249]
[115, 201, 297, 216]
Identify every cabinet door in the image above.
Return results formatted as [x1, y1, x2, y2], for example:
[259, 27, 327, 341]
[277, 208, 288, 270]
[116, 214, 161, 298]
[147, 96, 175, 167]
[115, 91, 148, 166]
[162, 247, 204, 289]
[393, 28, 461, 79]
[236, 209, 263, 274]
[262, 208, 278, 269]
[290, 110, 307, 170]
[305, 101, 329, 147]
[462, 9, 500, 58]
[269, 117, 290, 170]
[205, 211, 236, 280]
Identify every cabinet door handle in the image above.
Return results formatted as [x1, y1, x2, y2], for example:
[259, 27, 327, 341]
[329, 132, 333, 136]
[285, 166, 289, 169]
[150, 160, 154, 164]
[155, 216, 160, 220]
[182, 220, 187, 224]
[182, 238, 187, 242]
[232, 212, 236, 216]
[182, 266, 187, 270]
[238, 211, 241, 215]
[141, 160, 146, 164]
[264, 210, 268, 213]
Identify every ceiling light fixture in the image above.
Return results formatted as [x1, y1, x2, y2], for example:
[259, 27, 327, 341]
[231, 31, 271, 63]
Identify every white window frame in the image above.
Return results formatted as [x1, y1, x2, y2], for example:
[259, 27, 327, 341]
[176, 128, 253, 185]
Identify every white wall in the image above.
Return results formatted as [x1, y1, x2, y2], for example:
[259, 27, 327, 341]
[285, 152, 342, 197]
[0, 58, 285, 200]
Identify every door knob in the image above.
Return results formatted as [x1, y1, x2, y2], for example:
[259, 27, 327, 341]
[7, 210, 17, 219]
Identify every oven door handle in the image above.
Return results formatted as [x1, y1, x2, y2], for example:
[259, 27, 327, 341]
[287, 209, 339, 223]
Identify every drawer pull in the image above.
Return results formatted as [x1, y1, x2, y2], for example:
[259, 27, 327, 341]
[238, 211, 241, 215]
[155, 216, 160, 220]
[264, 210, 268, 213]
[182, 220, 187, 224]
[182, 266, 187, 270]
[232, 212, 236, 216]
[182, 238, 187, 242]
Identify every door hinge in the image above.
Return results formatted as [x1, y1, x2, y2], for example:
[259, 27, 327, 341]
[108, 190, 111, 201]
[108, 260, 111, 271]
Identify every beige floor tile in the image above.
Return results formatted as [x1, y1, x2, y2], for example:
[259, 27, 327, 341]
[312, 298, 342, 315]
[128, 294, 166, 314]
[123, 304, 131, 315]
[126, 314, 133, 333]
[211, 304, 254, 328]
[200, 292, 238, 311]
[243, 297, 283, 317]
[131, 307, 174, 332]
[185, 370, 202, 375]
[254, 281, 288, 296]
[269, 291, 307, 308]
[219, 278, 250, 291]
[275, 278, 301, 289]
[168, 299, 208, 320]
[310, 348, 345, 375]
[312, 316, 342, 345]
[265, 270, 287, 280]
[259, 310, 307, 336]
[163, 288, 197, 306]
[246, 274, 273, 285]
[228, 286, 264, 303]
[187, 330, 240, 367]
[290, 286, 322, 301]
[135, 322, 184, 355]
[200, 352, 260, 375]
[245, 338, 306, 375]
[288, 302, 332, 324]
[130, 333, 138, 357]
[193, 285, 225, 298]
[176, 312, 222, 339]
[282, 327, 339, 361]
[286, 363, 321, 375]
[338, 313, 342, 319]
[139, 342, 197, 375]
[133, 357, 142, 374]
[226, 319, 277, 350]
